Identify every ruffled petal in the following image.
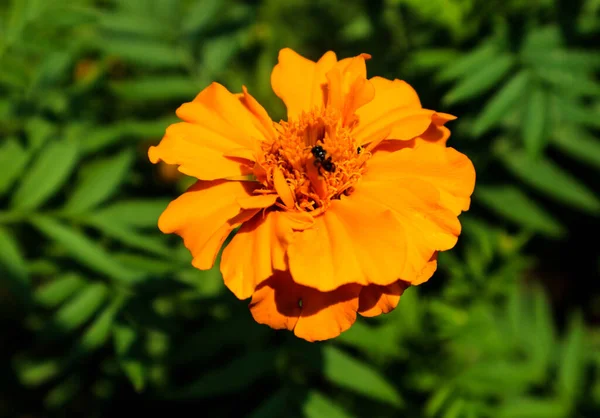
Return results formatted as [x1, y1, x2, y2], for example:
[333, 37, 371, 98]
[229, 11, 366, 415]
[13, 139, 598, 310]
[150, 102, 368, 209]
[413, 252, 438, 286]
[221, 210, 293, 300]
[158, 180, 259, 270]
[249, 271, 361, 342]
[325, 53, 375, 125]
[287, 193, 406, 292]
[271, 48, 338, 119]
[353, 77, 434, 145]
[358, 280, 410, 317]
[149, 83, 270, 180]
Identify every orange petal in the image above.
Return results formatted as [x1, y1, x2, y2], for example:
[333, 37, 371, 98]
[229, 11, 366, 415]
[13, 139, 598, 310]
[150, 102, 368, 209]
[237, 194, 278, 210]
[249, 271, 361, 342]
[354, 77, 434, 145]
[287, 193, 406, 292]
[180, 82, 267, 147]
[367, 137, 476, 216]
[271, 48, 338, 119]
[149, 122, 254, 180]
[272, 166, 296, 208]
[325, 54, 375, 125]
[221, 211, 293, 300]
[413, 252, 438, 286]
[158, 180, 258, 270]
[239, 86, 277, 142]
[357, 177, 459, 283]
[358, 280, 410, 317]
[415, 113, 456, 148]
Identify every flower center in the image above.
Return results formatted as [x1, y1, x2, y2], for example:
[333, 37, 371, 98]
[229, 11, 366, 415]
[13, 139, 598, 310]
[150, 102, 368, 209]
[255, 107, 369, 213]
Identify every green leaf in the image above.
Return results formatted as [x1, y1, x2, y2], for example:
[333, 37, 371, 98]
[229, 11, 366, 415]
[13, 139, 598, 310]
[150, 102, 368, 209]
[336, 321, 403, 358]
[522, 86, 549, 157]
[551, 126, 600, 170]
[0, 226, 28, 281]
[538, 68, 600, 97]
[11, 139, 79, 210]
[98, 12, 168, 39]
[436, 40, 499, 82]
[32, 216, 141, 283]
[443, 54, 515, 105]
[248, 387, 290, 418]
[51, 282, 108, 333]
[409, 49, 459, 72]
[14, 358, 63, 387]
[181, 0, 222, 34]
[498, 398, 569, 418]
[85, 215, 171, 256]
[44, 376, 79, 409]
[500, 149, 600, 214]
[64, 150, 134, 213]
[0, 138, 29, 195]
[34, 273, 86, 308]
[77, 293, 127, 352]
[201, 34, 243, 77]
[557, 313, 585, 402]
[90, 199, 169, 228]
[170, 349, 276, 399]
[322, 346, 403, 407]
[113, 323, 146, 392]
[472, 71, 530, 136]
[110, 76, 199, 101]
[476, 185, 565, 237]
[101, 39, 186, 69]
[81, 117, 177, 155]
[303, 391, 353, 418]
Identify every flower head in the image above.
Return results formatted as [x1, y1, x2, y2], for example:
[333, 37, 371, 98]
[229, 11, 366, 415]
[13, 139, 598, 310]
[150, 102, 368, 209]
[148, 48, 476, 342]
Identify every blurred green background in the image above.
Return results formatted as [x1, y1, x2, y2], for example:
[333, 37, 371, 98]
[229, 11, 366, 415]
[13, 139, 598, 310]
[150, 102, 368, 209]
[1, 0, 600, 416]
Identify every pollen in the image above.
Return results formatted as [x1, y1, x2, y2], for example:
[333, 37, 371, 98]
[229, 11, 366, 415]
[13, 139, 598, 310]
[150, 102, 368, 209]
[254, 107, 369, 213]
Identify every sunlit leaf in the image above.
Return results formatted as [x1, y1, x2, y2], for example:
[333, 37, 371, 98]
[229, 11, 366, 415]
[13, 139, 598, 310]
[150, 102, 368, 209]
[322, 346, 403, 407]
[500, 149, 600, 213]
[64, 150, 134, 213]
[0, 226, 28, 282]
[11, 139, 79, 210]
[101, 38, 186, 69]
[498, 397, 569, 418]
[0, 138, 29, 195]
[14, 357, 63, 387]
[90, 199, 169, 228]
[436, 40, 500, 82]
[32, 216, 141, 283]
[557, 312, 586, 402]
[34, 273, 86, 308]
[50, 282, 108, 333]
[476, 185, 565, 237]
[303, 391, 353, 418]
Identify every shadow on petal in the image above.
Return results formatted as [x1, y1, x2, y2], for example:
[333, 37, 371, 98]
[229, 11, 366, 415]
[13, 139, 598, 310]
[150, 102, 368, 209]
[357, 280, 410, 317]
[249, 271, 361, 342]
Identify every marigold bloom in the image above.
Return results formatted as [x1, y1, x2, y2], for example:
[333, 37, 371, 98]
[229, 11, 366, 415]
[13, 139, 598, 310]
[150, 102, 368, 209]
[149, 48, 475, 342]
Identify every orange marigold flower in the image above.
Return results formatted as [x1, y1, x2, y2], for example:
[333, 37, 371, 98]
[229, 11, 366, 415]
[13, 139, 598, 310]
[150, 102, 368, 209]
[148, 48, 476, 342]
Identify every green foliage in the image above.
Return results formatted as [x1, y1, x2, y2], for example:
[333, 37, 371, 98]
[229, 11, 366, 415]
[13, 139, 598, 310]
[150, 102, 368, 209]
[1, 0, 599, 417]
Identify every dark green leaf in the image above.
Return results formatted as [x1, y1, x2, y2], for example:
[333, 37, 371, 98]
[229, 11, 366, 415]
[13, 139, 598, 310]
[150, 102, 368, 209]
[476, 185, 565, 237]
[64, 150, 134, 213]
[322, 346, 403, 407]
[500, 149, 600, 213]
[101, 39, 186, 69]
[90, 199, 169, 228]
[12, 139, 79, 210]
[171, 350, 276, 399]
[522, 86, 549, 157]
[32, 216, 141, 283]
[437, 40, 499, 82]
[551, 126, 600, 170]
[0, 226, 28, 282]
[113, 323, 146, 392]
[78, 293, 127, 352]
[110, 76, 199, 101]
[472, 71, 530, 136]
[443, 54, 515, 105]
[248, 387, 291, 418]
[498, 398, 569, 418]
[14, 358, 63, 387]
[181, 0, 222, 34]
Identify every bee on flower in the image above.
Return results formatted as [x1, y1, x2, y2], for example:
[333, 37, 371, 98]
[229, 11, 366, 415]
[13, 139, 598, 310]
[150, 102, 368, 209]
[148, 48, 476, 342]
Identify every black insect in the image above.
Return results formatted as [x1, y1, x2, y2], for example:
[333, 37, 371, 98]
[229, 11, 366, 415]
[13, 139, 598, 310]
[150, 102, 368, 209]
[357, 146, 362, 154]
[310, 145, 336, 173]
